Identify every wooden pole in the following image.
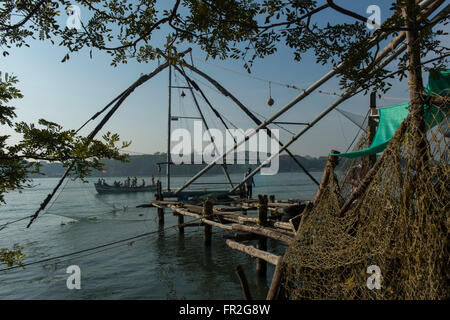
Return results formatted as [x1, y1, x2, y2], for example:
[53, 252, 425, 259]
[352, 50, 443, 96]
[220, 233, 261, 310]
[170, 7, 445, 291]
[178, 214, 184, 234]
[291, 150, 340, 232]
[256, 195, 268, 277]
[156, 180, 164, 225]
[266, 256, 284, 300]
[235, 265, 253, 300]
[368, 91, 378, 167]
[169, 205, 233, 231]
[403, 0, 428, 165]
[226, 240, 281, 265]
[203, 198, 213, 246]
[269, 195, 275, 203]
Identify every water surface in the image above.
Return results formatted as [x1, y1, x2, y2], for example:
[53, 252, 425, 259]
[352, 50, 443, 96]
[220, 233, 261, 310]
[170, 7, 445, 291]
[0, 172, 321, 299]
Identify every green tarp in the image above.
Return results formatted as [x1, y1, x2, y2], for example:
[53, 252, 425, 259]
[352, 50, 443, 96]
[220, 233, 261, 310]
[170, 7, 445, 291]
[426, 69, 450, 97]
[331, 69, 449, 159]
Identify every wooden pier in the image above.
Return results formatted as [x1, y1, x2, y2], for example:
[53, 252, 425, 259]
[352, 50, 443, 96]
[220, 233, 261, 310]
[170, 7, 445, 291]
[137, 191, 303, 300]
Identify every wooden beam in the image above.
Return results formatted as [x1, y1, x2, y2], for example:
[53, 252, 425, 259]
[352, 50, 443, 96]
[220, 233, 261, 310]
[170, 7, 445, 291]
[226, 240, 281, 266]
[266, 256, 284, 300]
[169, 205, 233, 231]
[231, 224, 293, 245]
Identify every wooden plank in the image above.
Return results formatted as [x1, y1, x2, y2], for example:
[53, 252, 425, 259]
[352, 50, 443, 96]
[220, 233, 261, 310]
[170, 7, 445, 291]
[226, 240, 281, 266]
[169, 205, 233, 231]
[231, 224, 293, 245]
[273, 221, 295, 232]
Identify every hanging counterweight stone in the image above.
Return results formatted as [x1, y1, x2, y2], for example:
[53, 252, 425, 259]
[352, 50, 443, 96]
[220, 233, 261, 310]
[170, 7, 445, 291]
[267, 97, 274, 106]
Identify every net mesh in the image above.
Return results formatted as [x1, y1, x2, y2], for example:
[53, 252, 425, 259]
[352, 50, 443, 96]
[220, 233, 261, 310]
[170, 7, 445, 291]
[282, 99, 449, 300]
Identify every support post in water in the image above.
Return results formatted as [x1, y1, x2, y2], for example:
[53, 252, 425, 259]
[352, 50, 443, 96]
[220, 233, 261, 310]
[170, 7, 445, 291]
[257, 194, 268, 278]
[178, 214, 184, 234]
[269, 195, 275, 204]
[156, 180, 164, 225]
[203, 198, 213, 246]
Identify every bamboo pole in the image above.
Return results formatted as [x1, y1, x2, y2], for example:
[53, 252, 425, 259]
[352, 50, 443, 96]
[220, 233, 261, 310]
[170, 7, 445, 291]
[226, 240, 281, 265]
[175, 65, 234, 187]
[166, 54, 320, 188]
[273, 221, 295, 232]
[266, 256, 284, 300]
[173, 1, 435, 195]
[168, 205, 233, 231]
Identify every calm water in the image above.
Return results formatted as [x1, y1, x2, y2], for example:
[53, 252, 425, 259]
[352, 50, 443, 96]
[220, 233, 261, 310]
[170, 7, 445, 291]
[0, 172, 321, 300]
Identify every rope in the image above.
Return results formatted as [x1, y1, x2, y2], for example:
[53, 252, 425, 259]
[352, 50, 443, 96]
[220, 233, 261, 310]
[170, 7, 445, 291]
[193, 57, 410, 101]
[345, 110, 370, 153]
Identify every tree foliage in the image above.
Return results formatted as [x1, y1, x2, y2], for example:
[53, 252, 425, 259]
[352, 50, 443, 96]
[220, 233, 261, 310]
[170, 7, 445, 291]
[1, 1, 447, 92]
[0, 0, 448, 268]
[0, 71, 130, 205]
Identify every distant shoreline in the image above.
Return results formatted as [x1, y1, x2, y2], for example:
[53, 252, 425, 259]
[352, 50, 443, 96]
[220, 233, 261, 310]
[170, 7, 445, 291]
[27, 153, 329, 179]
[28, 170, 324, 179]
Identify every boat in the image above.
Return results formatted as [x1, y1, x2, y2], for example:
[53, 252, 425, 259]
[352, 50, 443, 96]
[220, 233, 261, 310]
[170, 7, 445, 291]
[94, 182, 157, 194]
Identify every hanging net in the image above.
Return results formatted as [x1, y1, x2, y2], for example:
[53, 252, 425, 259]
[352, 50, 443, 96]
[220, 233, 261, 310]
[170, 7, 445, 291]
[281, 91, 449, 299]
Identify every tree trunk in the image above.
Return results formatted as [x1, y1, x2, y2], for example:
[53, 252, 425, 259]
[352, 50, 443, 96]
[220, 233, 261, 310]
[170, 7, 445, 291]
[403, 0, 428, 165]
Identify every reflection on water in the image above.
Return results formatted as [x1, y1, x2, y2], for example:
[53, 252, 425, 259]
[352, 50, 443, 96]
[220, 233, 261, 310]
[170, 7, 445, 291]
[0, 171, 321, 299]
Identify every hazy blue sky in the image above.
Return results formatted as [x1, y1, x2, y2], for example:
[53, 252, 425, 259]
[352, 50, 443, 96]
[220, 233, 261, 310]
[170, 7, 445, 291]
[2, 0, 448, 157]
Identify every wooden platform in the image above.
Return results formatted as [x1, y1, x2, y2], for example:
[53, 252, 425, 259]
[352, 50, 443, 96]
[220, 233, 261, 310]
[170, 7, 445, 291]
[137, 194, 304, 300]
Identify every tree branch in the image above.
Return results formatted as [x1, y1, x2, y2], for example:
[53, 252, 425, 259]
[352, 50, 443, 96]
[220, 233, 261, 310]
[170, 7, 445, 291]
[82, 0, 182, 52]
[0, 0, 49, 31]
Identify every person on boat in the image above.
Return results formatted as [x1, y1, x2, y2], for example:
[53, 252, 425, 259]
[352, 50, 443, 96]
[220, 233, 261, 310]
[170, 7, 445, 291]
[97, 178, 102, 185]
[151, 176, 155, 186]
[244, 168, 255, 199]
[141, 179, 145, 187]
[133, 176, 138, 187]
[126, 176, 131, 187]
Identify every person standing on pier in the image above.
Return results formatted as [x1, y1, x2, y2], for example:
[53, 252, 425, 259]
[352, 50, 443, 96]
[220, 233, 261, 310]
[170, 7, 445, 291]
[244, 168, 255, 199]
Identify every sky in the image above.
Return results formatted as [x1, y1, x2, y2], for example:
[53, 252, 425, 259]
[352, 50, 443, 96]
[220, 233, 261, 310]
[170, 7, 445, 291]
[1, 0, 448, 158]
